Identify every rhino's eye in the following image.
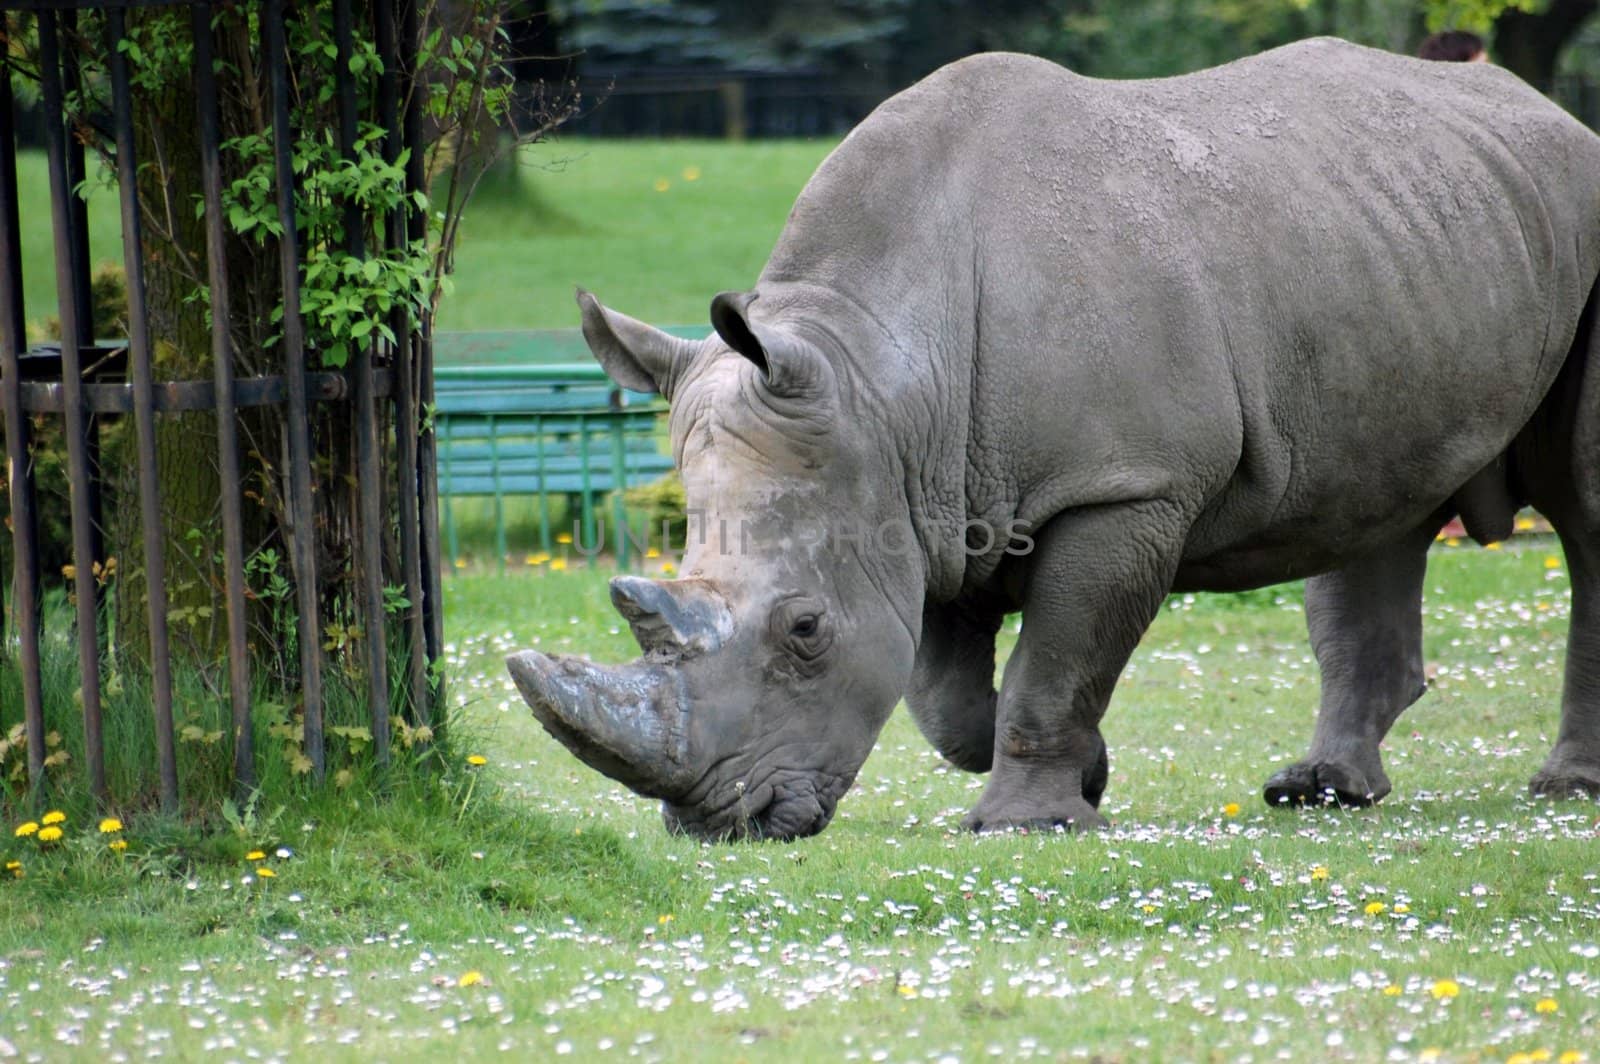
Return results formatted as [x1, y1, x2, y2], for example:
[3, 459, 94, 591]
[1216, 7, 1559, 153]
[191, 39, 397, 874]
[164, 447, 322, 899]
[772, 600, 831, 661]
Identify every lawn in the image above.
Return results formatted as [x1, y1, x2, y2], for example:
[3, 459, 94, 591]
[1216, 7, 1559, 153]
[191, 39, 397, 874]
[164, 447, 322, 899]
[14, 137, 838, 335]
[3, 542, 1596, 1062]
[7, 138, 1598, 1063]
[442, 138, 837, 330]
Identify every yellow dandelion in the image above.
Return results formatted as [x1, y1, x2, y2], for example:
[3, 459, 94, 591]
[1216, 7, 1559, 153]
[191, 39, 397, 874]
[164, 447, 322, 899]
[896, 984, 916, 998]
[256, 867, 276, 878]
[98, 817, 123, 834]
[1546, 556, 1563, 569]
[1508, 1054, 1533, 1064]
[108, 839, 128, 852]
[466, 754, 488, 767]
[550, 558, 568, 572]
[1393, 902, 1410, 914]
[41, 810, 65, 825]
[660, 562, 677, 575]
[1532, 1051, 1553, 1063]
[7, 863, 22, 879]
[1558, 1052, 1584, 1064]
[454, 557, 468, 569]
[1431, 978, 1460, 1000]
[1310, 865, 1329, 881]
[14, 821, 38, 838]
[37, 825, 63, 843]
[652, 177, 671, 192]
[1535, 998, 1559, 1014]
[556, 532, 573, 545]
[645, 547, 661, 559]
[1445, 536, 1461, 547]
[247, 850, 266, 861]
[1516, 515, 1537, 531]
[1140, 903, 1156, 914]
[1418, 1049, 1443, 1064]
[682, 166, 701, 181]
[1221, 802, 1240, 817]
[1365, 901, 1387, 916]
[657, 914, 673, 925]
[1382, 985, 1402, 997]
[1485, 541, 1503, 551]
[457, 970, 484, 987]
[525, 552, 550, 565]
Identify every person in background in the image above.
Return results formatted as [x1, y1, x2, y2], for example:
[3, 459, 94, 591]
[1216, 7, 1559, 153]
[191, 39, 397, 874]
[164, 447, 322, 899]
[1418, 29, 1488, 63]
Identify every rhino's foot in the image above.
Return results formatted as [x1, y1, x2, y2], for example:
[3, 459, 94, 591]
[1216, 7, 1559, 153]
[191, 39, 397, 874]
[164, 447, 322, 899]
[961, 796, 1109, 835]
[1262, 758, 1391, 809]
[1529, 754, 1600, 800]
[967, 729, 1111, 833]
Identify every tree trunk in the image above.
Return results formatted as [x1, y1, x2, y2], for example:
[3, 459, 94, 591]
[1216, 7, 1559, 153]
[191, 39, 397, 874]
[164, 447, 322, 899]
[1494, 0, 1598, 91]
[110, 25, 217, 670]
[112, 12, 274, 674]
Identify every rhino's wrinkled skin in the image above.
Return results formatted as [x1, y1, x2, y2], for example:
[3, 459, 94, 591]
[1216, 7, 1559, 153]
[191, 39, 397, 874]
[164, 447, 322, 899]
[509, 39, 1600, 839]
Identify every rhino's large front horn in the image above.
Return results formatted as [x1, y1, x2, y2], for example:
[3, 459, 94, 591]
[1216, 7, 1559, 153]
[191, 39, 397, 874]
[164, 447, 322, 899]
[508, 652, 697, 799]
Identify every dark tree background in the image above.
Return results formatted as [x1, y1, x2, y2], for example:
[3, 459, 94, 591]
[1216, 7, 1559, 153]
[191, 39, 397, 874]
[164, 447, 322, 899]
[543, 0, 1598, 132]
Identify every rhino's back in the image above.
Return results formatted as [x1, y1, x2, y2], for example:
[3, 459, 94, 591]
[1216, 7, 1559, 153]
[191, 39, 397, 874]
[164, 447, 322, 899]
[770, 41, 1600, 588]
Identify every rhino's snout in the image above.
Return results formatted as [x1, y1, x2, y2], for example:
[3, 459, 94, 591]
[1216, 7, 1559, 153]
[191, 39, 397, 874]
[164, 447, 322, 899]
[662, 771, 839, 842]
[507, 650, 697, 800]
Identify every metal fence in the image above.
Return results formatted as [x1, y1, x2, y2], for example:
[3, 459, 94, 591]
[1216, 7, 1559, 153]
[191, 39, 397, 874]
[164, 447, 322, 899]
[0, 0, 440, 809]
[565, 70, 882, 139]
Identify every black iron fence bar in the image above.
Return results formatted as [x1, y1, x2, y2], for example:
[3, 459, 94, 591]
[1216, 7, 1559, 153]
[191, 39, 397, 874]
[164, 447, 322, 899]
[264, 0, 326, 779]
[60, 11, 93, 346]
[61, 10, 109, 640]
[38, 9, 107, 801]
[401, 0, 443, 720]
[18, 369, 375, 413]
[0, 15, 47, 791]
[376, 0, 428, 727]
[106, 4, 178, 813]
[191, 0, 255, 794]
[336, 0, 391, 765]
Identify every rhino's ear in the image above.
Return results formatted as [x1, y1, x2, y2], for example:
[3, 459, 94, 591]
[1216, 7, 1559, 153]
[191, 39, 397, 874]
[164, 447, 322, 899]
[710, 290, 832, 400]
[577, 288, 700, 398]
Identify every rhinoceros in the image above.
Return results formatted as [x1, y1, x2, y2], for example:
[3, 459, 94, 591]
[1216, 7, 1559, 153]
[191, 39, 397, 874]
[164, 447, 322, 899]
[509, 38, 1600, 840]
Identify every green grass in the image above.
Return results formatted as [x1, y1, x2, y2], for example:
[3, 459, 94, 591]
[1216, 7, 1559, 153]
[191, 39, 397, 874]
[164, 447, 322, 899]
[15, 138, 836, 334]
[441, 138, 835, 330]
[14, 154, 126, 336]
[7, 139, 1596, 1060]
[3, 542, 1597, 1061]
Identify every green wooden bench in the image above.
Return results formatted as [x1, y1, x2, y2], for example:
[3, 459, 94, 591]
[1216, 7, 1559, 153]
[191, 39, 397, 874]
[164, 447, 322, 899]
[432, 360, 676, 567]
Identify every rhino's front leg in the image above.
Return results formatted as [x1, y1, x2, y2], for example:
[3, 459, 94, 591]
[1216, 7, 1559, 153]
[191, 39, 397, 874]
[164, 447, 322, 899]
[1529, 522, 1600, 798]
[1262, 527, 1434, 809]
[906, 598, 1005, 772]
[963, 501, 1189, 833]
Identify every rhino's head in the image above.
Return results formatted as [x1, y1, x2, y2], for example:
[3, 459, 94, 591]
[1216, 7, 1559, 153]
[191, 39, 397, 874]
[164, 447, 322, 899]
[508, 289, 921, 841]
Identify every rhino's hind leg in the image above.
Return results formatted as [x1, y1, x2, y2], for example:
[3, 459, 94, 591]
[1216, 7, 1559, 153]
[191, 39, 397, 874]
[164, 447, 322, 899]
[907, 598, 1005, 772]
[963, 501, 1188, 834]
[1528, 523, 1600, 798]
[1263, 526, 1434, 809]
